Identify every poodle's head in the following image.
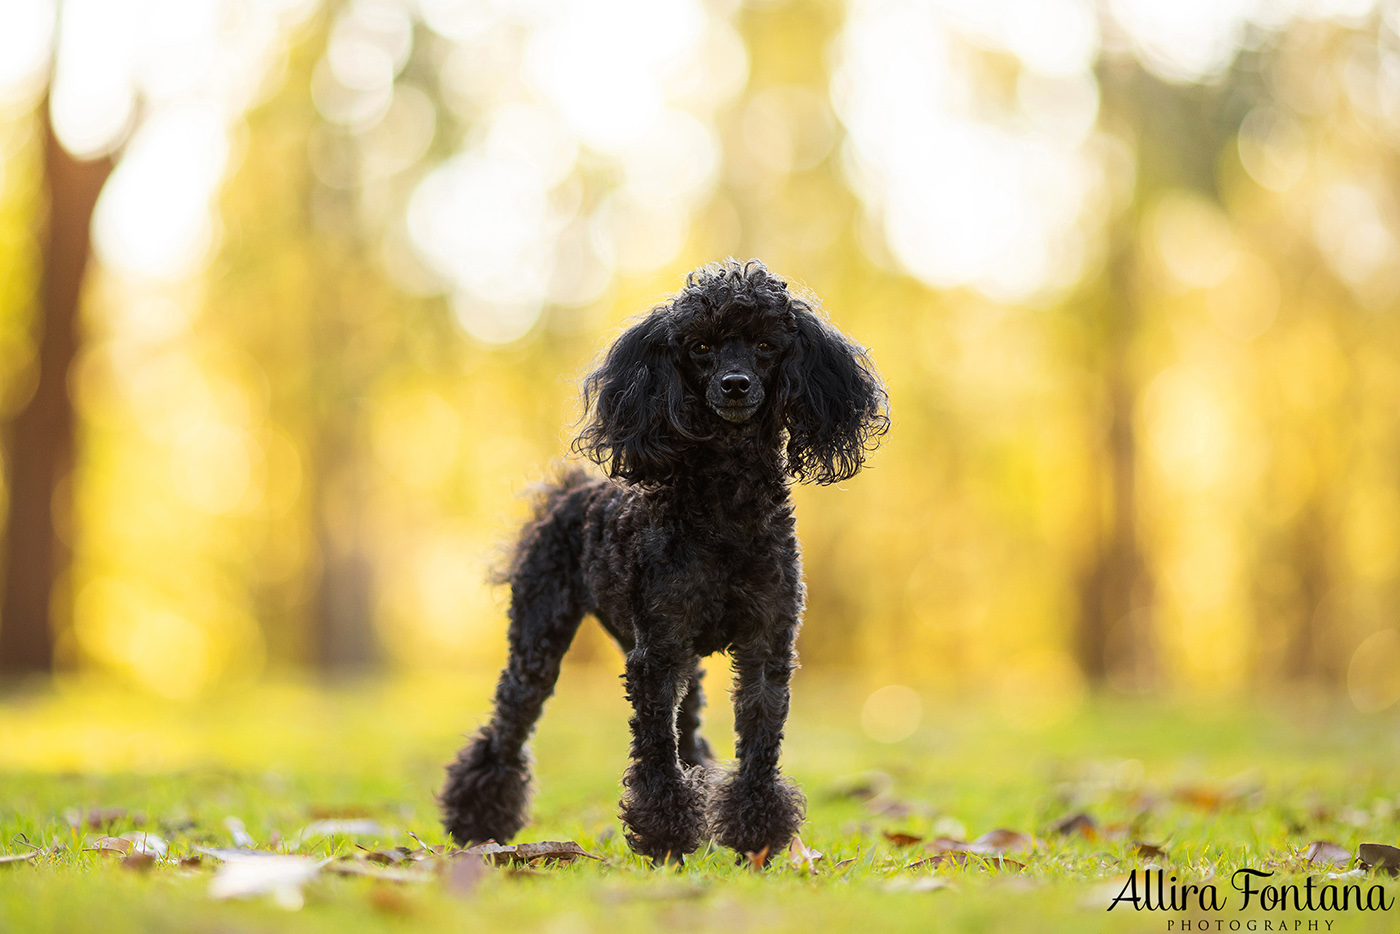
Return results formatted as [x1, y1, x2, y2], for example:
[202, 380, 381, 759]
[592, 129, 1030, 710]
[574, 259, 889, 486]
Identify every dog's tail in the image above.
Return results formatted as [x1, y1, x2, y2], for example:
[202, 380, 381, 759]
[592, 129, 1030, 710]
[490, 464, 599, 587]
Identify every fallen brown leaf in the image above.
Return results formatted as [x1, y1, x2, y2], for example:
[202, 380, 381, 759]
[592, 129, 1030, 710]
[458, 840, 600, 867]
[1358, 843, 1400, 877]
[358, 846, 413, 865]
[1172, 774, 1261, 813]
[88, 836, 132, 856]
[882, 831, 924, 847]
[1172, 785, 1225, 812]
[123, 853, 157, 872]
[1303, 841, 1352, 869]
[514, 841, 601, 864]
[746, 846, 771, 870]
[1133, 841, 1168, 860]
[1051, 812, 1098, 840]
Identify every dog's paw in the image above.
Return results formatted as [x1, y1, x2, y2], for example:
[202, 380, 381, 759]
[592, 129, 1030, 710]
[619, 764, 708, 863]
[439, 728, 532, 846]
[709, 770, 806, 863]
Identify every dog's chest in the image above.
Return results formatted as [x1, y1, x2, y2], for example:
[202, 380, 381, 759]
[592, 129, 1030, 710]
[683, 536, 795, 656]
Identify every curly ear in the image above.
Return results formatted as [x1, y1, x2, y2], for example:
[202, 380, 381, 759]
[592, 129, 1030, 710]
[781, 301, 889, 485]
[573, 310, 693, 483]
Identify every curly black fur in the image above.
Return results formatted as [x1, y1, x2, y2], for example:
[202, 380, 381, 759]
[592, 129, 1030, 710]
[440, 259, 888, 864]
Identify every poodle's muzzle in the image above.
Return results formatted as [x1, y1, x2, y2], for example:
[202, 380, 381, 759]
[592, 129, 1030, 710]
[707, 369, 764, 423]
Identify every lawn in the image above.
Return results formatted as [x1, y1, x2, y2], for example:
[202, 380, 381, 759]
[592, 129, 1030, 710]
[1, 664, 1397, 933]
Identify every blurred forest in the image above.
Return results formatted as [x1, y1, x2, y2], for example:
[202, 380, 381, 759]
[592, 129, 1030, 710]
[2, 0, 1400, 713]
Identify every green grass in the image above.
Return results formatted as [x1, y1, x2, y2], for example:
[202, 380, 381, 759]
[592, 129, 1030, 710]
[1, 666, 1398, 933]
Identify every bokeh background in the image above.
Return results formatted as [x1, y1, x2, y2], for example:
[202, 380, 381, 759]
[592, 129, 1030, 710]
[2, 0, 1400, 726]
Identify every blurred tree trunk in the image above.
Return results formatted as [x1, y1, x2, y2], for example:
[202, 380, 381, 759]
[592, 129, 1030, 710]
[1075, 240, 1156, 689]
[1281, 500, 1337, 681]
[310, 432, 378, 672]
[0, 102, 112, 675]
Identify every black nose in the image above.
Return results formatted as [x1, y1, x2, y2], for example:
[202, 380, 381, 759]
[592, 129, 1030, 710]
[720, 373, 751, 398]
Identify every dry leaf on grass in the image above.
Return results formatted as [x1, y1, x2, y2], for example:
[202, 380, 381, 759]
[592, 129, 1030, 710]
[459, 840, 601, 867]
[123, 853, 157, 872]
[87, 837, 132, 856]
[1051, 812, 1098, 840]
[358, 846, 414, 865]
[746, 846, 771, 870]
[1172, 774, 1262, 813]
[1303, 841, 1352, 869]
[883, 830, 924, 847]
[1358, 843, 1400, 876]
[787, 837, 824, 872]
[0, 852, 39, 866]
[1133, 842, 1168, 860]
[202, 849, 329, 911]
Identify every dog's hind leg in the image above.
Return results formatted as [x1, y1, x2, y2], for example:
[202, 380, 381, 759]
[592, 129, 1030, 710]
[676, 659, 715, 770]
[440, 506, 586, 846]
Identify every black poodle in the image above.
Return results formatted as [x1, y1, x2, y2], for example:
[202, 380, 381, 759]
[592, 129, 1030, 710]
[439, 259, 888, 864]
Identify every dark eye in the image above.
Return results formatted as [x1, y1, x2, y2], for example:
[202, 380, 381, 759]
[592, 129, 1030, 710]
[692, 341, 711, 354]
[757, 341, 773, 352]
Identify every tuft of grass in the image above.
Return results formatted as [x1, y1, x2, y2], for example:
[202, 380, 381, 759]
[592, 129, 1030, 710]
[1, 668, 1397, 933]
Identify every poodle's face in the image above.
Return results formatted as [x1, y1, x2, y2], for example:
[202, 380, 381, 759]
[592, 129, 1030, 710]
[676, 309, 790, 426]
[575, 260, 888, 486]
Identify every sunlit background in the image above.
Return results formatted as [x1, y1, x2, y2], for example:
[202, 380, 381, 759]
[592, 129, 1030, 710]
[3, 0, 1400, 734]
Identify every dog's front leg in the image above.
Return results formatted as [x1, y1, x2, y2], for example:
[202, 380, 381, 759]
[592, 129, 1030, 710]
[618, 632, 707, 865]
[711, 624, 806, 864]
